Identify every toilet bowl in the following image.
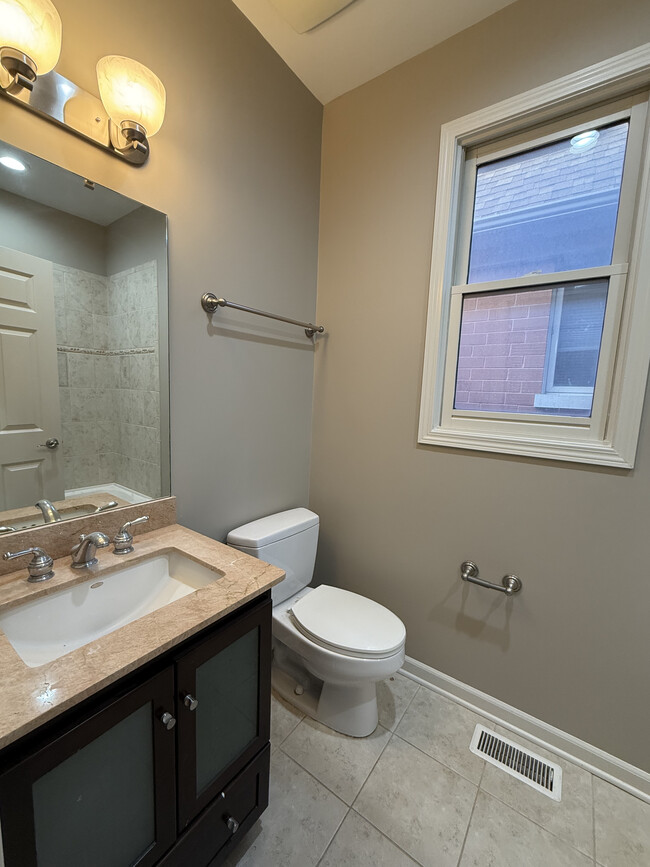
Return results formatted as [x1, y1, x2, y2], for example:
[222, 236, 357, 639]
[227, 508, 406, 737]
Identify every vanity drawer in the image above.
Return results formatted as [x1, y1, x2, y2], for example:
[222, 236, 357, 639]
[158, 743, 270, 867]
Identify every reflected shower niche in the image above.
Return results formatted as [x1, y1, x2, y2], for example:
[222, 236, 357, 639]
[0, 140, 170, 533]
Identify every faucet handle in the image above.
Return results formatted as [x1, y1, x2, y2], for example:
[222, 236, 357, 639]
[113, 515, 149, 555]
[3, 547, 55, 583]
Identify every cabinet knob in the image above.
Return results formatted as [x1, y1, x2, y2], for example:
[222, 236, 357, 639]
[226, 816, 239, 834]
[183, 693, 199, 711]
[160, 711, 176, 730]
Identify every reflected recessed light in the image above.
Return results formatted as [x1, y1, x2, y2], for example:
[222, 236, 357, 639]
[570, 130, 600, 153]
[0, 155, 27, 171]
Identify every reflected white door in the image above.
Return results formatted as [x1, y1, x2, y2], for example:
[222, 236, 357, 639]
[0, 247, 63, 510]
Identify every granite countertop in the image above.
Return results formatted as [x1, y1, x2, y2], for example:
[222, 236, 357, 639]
[0, 524, 284, 750]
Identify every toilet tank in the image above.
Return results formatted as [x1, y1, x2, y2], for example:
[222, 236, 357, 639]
[226, 508, 319, 605]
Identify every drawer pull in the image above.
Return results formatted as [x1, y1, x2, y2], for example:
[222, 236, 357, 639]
[226, 815, 239, 834]
[160, 711, 176, 730]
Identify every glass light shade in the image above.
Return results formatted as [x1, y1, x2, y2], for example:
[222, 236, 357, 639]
[0, 0, 62, 74]
[96, 56, 166, 138]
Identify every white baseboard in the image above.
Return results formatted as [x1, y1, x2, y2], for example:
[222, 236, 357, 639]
[401, 656, 650, 804]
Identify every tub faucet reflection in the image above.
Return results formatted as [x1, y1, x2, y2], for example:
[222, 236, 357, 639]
[35, 500, 61, 523]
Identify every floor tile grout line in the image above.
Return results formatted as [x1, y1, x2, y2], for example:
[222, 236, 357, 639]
[591, 772, 597, 866]
[347, 806, 428, 867]
[389, 728, 484, 788]
[388, 678, 422, 733]
[410, 675, 636, 800]
[344, 726, 396, 811]
[272, 718, 303, 753]
[475, 787, 597, 861]
[350, 728, 477, 867]
[393, 722, 597, 862]
[455, 771, 483, 867]
[274, 678, 418, 808]
[314, 805, 351, 867]
[277, 735, 386, 808]
[270, 705, 305, 751]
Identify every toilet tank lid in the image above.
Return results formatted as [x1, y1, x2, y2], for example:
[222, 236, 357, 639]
[227, 508, 319, 548]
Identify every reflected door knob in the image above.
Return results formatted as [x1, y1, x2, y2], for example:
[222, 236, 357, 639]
[183, 693, 199, 711]
[160, 711, 176, 730]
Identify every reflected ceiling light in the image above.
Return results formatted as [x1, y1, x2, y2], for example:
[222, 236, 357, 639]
[570, 130, 600, 153]
[97, 56, 166, 160]
[0, 154, 26, 170]
[0, 1, 165, 165]
[0, 0, 62, 92]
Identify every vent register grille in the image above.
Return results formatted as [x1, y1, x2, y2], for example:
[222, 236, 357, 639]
[470, 725, 563, 801]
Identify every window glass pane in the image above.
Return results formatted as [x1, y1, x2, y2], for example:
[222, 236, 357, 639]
[454, 280, 608, 417]
[467, 122, 629, 283]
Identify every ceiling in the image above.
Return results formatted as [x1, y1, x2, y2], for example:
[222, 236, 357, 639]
[0, 141, 141, 226]
[231, 0, 518, 104]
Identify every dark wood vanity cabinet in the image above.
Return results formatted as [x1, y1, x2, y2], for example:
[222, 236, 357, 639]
[0, 593, 272, 867]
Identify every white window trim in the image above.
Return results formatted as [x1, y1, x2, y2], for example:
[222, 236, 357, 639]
[418, 44, 650, 467]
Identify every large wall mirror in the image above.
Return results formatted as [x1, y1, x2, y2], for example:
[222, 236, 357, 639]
[0, 140, 170, 534]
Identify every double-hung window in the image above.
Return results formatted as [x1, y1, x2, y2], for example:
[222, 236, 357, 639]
[419, 52, 650, 467]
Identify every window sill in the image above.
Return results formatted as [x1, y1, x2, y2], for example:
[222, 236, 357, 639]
[418, 427, 632, 467]
[533, 393, 593, 411]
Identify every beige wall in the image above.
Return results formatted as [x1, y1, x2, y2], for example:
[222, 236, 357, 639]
[0, 0, 322, 540]
[311, 0, 650, 770]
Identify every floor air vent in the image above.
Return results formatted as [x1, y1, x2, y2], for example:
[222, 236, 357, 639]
[470, 725, 562, 801]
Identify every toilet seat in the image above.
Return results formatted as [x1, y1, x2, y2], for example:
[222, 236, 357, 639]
[289, 585, 405, 659]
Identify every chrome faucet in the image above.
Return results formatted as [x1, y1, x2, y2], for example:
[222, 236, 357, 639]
[70, 532, 110, 569]
[35, 499, 61, 523]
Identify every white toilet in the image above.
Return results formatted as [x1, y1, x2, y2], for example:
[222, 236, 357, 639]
[227, 508, 406, 737]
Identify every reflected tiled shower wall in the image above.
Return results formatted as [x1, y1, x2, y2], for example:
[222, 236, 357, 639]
[54, 261, 161, 498]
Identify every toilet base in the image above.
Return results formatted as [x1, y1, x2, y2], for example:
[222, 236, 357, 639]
[317, 680, 378, 737]
[271, 660, 379, 738]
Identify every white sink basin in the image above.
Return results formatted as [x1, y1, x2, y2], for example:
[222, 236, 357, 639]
[0, 552, 220, 668]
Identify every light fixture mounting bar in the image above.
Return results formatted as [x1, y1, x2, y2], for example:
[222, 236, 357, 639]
[0, 67, 150, 165]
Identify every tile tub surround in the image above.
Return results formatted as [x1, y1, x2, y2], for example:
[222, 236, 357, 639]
[226, 676, 650, 867]
[0, 523, 284, 749]
[0, 496, 176, 579]
[54, 261, 162, 498]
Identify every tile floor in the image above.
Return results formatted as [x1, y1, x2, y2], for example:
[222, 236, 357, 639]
[224, 675, 650, 867]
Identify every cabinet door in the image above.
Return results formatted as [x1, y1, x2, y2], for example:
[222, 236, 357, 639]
[0, 667, 176, 867]
[176, 596, 271, 829]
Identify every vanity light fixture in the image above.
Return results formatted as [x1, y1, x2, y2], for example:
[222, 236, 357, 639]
[0, 0, 62, 92]
[0, 0, 165, 165]
[96, 56, 166, 160]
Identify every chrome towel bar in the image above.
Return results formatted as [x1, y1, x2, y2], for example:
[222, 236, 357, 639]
[201, 292, 325, 339]
[460, 561, 522, 596]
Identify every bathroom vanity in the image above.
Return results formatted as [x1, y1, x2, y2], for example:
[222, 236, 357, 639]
[0, 523, 284, 867]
